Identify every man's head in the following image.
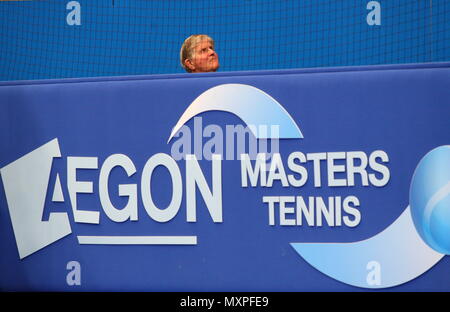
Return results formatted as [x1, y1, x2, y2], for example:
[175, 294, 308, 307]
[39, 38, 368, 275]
[180, 35, 220, 73]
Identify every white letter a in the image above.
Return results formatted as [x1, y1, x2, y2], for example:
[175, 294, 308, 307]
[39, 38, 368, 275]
[66, 1, 81, 26]
[366, 1, 381, 26]
[366, 260, 381, 286]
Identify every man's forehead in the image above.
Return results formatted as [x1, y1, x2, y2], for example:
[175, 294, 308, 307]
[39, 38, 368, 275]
[195, 39, 213, 48]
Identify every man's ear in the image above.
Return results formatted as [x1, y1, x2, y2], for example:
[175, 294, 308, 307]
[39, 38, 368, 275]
[184, 59, 195, 72]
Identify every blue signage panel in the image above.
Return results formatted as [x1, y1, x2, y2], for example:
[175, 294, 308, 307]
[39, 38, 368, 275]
[0, 63, 449, 291]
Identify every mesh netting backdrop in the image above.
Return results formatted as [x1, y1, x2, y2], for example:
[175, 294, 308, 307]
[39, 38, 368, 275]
[0, 0, 449, 81]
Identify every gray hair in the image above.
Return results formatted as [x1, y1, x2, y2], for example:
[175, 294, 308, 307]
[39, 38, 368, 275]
[180, 34, 214, 72]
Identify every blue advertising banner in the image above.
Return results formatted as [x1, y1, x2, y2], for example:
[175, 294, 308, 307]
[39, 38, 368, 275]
[0, 63, 449, 292]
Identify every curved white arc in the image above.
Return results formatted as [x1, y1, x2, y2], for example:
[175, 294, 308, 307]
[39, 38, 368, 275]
[168, 84, 303, 142]
[291, 206, 444, 289]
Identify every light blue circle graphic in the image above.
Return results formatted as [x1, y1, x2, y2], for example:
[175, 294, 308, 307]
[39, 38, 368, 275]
[410, 145, 450, 255]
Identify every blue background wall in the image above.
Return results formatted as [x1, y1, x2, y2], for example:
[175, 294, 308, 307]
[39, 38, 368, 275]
[1, 0, 449, 81]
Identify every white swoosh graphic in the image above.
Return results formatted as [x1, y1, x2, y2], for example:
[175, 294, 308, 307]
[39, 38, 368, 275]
[291, 206, 444, 288]
[168, 84, 303, 142]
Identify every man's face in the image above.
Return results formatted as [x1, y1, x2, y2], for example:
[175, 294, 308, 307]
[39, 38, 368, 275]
[188, 39, 219, 73]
